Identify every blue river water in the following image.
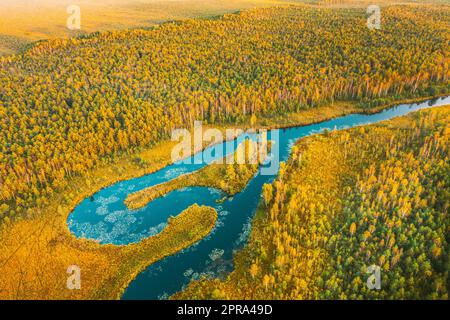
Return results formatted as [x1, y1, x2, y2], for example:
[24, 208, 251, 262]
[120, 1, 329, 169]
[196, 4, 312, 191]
[67, 96, 450, 299]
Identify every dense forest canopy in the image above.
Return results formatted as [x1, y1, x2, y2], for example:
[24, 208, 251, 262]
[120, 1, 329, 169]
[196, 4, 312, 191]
[0, 5, 449, 218]
[176, 106, 450, 300]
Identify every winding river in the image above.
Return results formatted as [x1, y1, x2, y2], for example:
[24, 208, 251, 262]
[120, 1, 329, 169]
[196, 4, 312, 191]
[68, 96, 450, 299]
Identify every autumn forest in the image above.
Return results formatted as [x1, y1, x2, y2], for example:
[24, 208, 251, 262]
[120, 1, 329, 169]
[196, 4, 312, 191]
[0, 0, 449, 301]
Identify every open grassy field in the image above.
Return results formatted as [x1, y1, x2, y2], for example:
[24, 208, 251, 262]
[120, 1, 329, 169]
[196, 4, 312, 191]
[0, 0, 287, 55]
[1, 0, 448, 55]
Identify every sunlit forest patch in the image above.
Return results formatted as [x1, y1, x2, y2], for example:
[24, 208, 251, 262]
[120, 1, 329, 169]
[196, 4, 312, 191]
[1, 5, 448, 220]
[175, 105, 450, 300]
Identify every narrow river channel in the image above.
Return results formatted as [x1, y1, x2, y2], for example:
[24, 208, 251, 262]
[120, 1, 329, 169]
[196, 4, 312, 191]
[67, 96, 450, 299]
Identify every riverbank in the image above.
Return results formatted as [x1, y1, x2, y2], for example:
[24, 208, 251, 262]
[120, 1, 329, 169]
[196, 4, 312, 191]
[174, 104, 450, 299]
[125, 141, 267, 210]
[0, 95, 448, 299]
[95, 204, 218, 299]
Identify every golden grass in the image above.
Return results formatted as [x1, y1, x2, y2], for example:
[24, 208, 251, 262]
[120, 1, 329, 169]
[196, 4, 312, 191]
[0, 202, 217, 299]
[0, 0, 288, 55]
